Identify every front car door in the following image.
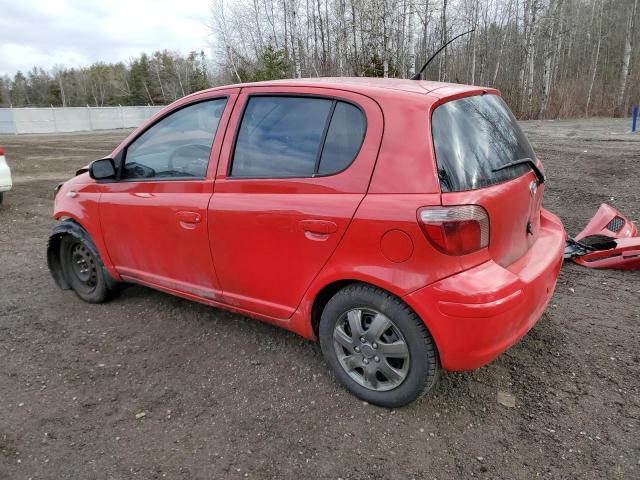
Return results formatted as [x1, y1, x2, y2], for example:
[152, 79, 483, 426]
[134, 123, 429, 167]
[209, 86, 383, 319]
[98, 90, 238, 300]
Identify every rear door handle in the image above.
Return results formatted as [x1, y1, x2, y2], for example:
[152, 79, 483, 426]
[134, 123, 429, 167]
[299, 219, 338, 235]
[176, 211, 201, 224]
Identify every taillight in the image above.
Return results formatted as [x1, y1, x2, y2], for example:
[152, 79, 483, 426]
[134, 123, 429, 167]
[418, 205, 489, 255]
[0, 146, 4, 156]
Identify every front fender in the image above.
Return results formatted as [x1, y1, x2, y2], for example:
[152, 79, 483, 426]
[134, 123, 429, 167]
[47, 218, 121, 291]
[53, 178, 119, 281]
[47, 219, 85, 289]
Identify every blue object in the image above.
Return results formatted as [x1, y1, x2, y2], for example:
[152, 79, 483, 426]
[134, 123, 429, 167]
[633, 105, 638, 133]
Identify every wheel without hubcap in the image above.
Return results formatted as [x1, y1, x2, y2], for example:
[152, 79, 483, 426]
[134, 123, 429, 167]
[333, 308, 410, 391]
[69, 242, 98, 292]
[58, 229, 118, 303]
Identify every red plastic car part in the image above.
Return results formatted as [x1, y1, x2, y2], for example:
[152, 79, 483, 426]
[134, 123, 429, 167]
[572, 238, 640, 270]
[568, 203, 640, 270]
[575, 203, 638, 241]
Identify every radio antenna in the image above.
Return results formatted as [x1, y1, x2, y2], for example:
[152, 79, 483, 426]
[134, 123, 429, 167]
[411, 29, 475, 80]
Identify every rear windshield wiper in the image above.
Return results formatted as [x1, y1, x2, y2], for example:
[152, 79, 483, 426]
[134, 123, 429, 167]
[492, 157, 545, 184]
[438, 168, 454, 192]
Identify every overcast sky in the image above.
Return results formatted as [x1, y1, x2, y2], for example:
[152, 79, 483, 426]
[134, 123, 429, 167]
[0, 0, 212, 76]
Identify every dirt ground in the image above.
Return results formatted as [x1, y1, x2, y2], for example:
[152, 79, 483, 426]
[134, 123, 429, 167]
[0, 118, 638, 480]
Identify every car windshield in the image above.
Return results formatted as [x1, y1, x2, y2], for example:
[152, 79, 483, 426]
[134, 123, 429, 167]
[431, 94, 536, 192]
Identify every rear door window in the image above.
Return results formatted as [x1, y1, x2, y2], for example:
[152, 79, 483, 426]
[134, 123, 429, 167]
[230, 96, 365, 178]
[432, 94, 536, 192]
[317, 102, 366, 175]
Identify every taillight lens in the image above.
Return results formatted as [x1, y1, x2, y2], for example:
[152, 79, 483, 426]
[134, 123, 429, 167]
[418, 205, 489, 255]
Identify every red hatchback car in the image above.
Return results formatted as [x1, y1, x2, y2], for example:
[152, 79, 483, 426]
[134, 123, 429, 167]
[48, 78, 565, 407]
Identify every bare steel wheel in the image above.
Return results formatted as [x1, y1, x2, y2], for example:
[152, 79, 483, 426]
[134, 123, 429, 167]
[333, 308, 410, 391]
[69, 242, 98, 290]
[319, 283, 439, 408]
[56, 225, 118, 303]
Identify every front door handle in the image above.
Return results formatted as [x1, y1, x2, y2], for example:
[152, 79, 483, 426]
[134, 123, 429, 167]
[299, 219, 338, 237]
[176, 211, 201, 225]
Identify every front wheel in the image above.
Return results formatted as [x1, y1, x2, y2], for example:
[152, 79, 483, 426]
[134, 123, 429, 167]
[319, 284, 439, 408]
[59, 233, 117, 303]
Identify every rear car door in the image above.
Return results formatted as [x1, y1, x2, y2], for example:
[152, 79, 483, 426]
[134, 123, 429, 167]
[98, 92, 237, 300]
[209, 87, 383, 318]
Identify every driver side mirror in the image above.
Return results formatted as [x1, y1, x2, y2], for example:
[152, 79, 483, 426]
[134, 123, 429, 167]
[89, 158, 116, 180]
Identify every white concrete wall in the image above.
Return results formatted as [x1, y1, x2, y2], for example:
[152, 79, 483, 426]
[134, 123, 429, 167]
[0, 106, 164, 134]
[0, 109, 16, 134]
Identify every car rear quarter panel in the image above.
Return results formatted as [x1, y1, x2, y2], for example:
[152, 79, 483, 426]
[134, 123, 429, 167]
[367, 93, 440, 194]
[290, 192, 490, 339]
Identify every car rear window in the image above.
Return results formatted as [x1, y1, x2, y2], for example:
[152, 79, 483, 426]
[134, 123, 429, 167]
[431, 94, 536, 192]
[231, 96, 365, 178]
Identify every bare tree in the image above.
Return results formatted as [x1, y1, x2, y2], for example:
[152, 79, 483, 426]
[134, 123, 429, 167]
[408, 0, 416, 77]
[585, 0, 603, 115]
[288, 0, 303, 77]
[616, 0, 638, 114]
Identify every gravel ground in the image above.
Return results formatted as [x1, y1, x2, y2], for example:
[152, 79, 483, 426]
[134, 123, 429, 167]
[0, 118, 638, 479]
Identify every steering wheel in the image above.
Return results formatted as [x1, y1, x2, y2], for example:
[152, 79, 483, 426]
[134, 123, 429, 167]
[124, 162, 155, 179]
[167, 144, 211, 174]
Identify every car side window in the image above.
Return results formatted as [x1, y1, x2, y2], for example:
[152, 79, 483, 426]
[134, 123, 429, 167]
[317, 102, 366, 175]
[122, 98, 227, 180]
[231, 96, 332, 177]
[230, 96, 366, 178]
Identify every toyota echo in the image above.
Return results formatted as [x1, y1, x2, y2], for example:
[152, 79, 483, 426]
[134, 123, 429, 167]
[48, 78, 565, 407]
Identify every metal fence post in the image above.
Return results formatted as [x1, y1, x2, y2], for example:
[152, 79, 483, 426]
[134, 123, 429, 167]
[51, 105, 58, 133]
[10, 104, 17, 135]
[87, 105, 93, 131]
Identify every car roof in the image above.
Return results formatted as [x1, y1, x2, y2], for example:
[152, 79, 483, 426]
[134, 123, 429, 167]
[199, 77, 490, 98]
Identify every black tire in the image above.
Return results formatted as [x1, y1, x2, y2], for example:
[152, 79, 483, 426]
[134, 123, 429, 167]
[0, 192, 4, 204]
[319, 283, 439, 408]
[59, 231, 117, 303]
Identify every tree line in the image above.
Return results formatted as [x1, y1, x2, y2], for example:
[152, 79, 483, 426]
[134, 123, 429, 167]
[1, 0, 638, 119]
[211, 0, 639, 118]
[0, 50, 210, 109]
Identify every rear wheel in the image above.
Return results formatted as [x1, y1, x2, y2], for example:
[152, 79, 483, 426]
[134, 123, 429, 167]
[60, 234, 116, 303]
[319, 284, 439, 408]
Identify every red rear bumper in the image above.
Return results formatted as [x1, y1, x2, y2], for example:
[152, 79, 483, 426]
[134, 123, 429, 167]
[404, 208, 565, 371]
